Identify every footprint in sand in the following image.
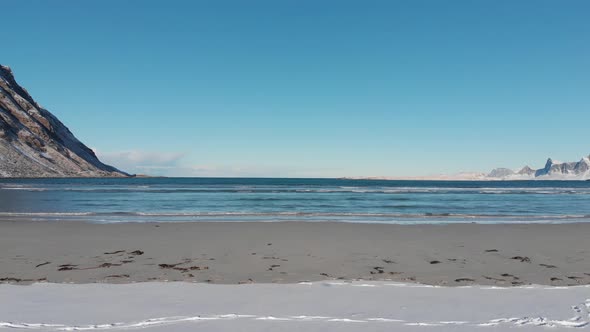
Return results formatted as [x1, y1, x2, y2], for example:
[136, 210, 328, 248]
[370, 267, 385, 274]
[511, 256, 531, 263]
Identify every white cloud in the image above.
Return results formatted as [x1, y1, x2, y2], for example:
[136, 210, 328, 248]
[96, 150, 186, 175]
[94, 150, 336, 177]
[183, 164, 339, 178]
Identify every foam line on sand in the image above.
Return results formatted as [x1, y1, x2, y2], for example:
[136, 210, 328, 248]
[1, 282, 589, 331]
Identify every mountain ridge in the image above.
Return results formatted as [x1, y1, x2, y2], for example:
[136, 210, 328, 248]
[0, 65, 129, 177]
[490, 155, 590, 180]
[343, 155, 590, 181]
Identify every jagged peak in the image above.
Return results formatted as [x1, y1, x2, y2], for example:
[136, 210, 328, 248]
[0, 65, 10, 82]
[492, 155, 590, 180]
[0, 65, 14, 81]
[544, 158, 554, 168]
[0, 64, 41, 110]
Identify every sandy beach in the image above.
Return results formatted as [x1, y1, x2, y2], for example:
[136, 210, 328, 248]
[1, 220, 589, 286]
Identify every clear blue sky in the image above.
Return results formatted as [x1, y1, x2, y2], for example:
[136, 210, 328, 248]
[3, 0, 589, 177]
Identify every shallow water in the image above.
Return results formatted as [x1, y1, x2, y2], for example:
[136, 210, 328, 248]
[0, 178, 589, 224]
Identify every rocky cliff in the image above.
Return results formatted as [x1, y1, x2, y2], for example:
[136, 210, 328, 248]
[0, 65, 128, 177]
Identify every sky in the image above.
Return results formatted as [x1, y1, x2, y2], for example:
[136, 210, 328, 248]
[3, 0, 589, 177]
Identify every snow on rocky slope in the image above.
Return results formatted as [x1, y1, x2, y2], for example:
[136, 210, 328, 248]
[487, 156, 590, 180]
[0, 65, 128, 177]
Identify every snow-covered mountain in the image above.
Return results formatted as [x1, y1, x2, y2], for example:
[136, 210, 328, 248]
[344, 156, 590, 181]
[0, 65, 128, 177]
[487, 156, 590, 180]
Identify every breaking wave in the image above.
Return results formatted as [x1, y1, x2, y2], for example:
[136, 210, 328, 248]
[1, 178, 590, 224]
[1, 211, 590, 224]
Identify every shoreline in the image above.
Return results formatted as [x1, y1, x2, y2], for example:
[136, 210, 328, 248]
[1, 220, 589, 287]
[2, 176, 589, 181]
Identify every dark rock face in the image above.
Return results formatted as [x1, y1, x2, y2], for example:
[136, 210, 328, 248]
[0, 65, 128, 177]
[575, 159, 590, 173]
[534, 157, 590, 178]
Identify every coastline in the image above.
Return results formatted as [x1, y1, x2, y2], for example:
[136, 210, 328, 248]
[1, 220, 589, 286]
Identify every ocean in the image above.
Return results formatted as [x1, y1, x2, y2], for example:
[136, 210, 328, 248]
[0, 178, 589, 224]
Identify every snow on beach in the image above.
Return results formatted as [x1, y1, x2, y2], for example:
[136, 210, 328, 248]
[1, 281, 589, 331]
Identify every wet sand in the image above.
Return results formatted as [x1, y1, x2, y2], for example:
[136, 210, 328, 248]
[1, 220, 589, 286]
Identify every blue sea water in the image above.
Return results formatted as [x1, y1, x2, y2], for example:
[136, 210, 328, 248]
[0, 178, 589, 224]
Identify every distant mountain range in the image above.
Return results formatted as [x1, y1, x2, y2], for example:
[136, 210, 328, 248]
[0, 65, 128, 177]
[344, 155, 590, 181]
[486, 156, 590, 180]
